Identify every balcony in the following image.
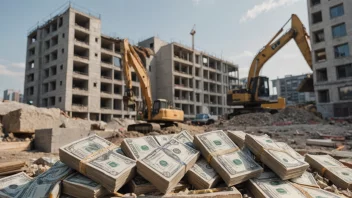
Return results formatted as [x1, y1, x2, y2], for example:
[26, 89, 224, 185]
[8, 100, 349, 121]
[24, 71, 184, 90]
[74, 29, 89, 47]
[72, 95, 88, 112]
[75, 13, 90, 31]
[72, 78, 88, 95]
[73, 61, 89, 79]
[74, 45, 89, 60]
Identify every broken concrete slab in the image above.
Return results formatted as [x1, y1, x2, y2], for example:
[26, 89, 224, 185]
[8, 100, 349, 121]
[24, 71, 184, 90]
[0, 101, 29, 123]
[3, 107, 62, 133]
[306, 139, 336, 147]
[0, 141, 32, 151]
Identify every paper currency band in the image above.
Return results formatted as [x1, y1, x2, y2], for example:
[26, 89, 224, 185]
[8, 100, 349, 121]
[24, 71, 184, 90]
[291, 183, 315, 198]
[206, 147, 239, 164]
[320, 165, 346, 176]
[79, 144, 118, 174]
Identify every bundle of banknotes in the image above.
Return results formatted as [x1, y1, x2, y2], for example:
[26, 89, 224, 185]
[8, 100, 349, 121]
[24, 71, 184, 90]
[245, 134, 309, 180]
[305, 154, 352, 190]
[194, 130, 263, 186]
[227, 130, 247, 148]
[121, 136, 160, 160]
[59, 135, 136, 192]
[137, 139, 200, 193]
[186, 158, 221, 189]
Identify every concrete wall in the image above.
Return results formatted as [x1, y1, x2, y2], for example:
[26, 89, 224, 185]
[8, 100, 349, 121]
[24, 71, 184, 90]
[307, 0, 352, 117]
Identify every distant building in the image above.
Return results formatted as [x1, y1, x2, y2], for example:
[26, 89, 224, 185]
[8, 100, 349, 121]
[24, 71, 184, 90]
[3, 89, 23, 102]
[239, 77, 247, 88]
[307, 0, 352, 117]
[272, 74, 315, 105]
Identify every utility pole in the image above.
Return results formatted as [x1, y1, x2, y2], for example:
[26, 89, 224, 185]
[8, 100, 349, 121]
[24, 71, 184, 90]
[190, 25, 196, 50]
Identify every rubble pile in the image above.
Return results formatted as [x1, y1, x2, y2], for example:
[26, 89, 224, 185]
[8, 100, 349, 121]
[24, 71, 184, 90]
[0, 130, 351, 198]
[226, 107, 324, 126]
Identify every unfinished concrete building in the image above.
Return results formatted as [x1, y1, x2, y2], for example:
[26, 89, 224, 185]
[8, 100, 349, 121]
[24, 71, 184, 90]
[24, 5, 142, 121]
[307, 0, 352, 117]
[139, 37, 239, 118]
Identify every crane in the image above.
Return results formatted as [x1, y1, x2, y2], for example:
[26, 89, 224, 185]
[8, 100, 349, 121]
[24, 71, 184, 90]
[121, 39, 184, 133]
[227, 14, 313, 117]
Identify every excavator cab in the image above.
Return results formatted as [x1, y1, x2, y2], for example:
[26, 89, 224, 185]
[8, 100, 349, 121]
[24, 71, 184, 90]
[152, 99, 168, 117]
[249, 76, 270, 102]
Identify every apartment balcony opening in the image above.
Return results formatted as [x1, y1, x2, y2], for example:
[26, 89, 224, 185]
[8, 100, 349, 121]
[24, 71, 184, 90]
[101, 68, 112, 79]
[73, 61, 88, 75]
[204, 82, 209, 91]
[72, 78, 88, 91]
[42, 98, 48, 107]
[101, 82, 112, 94]
[209, 58, 216, 70]
[72, 112, 88, 119]
[49, 81, 56, 91]
[49, 96, 56, 106]
[196, 93, 200, 102]
[181, 78, 188, 88]
[101, 53, 113, 64]
[43, 83, 49, 93]
[175, 103, 181, 109]
[190, 105, 194, 115]
[174, 61, 181, 73]
[209, 72, 216, 81]
[203, 70, 208, 79]
[75, 13, 90, 29]
[28, 48, 35, 56]
[45, 40, 50, 50]
[114, 42, 121, 53]
[28, 61, 35, 69]
[181, 64, 191, 75]
[190, 93, 194, 102]
[131, 73, 138, 82]
[182, 104, 189, 115]
[312, 11, 322, 24]
[113, 57, 121, 68]
[27, 73, 34, 82]
[28, 32, 37, 44]
[101, 98, 112, 109]
[74, 45, 89, 59]
[72, 95, 88, 107]
[195, 55, 200, 64]
[204, 94, 209, 103]
[44, 25, 50, 35]
[175, 90, 181, 100]
[210, 107, 217, 115]
[189, 80, 193, 88]
[195, 68, 200, 77]
[51, 21, 57, 32]
[174, 77, 180, 86]
[318, 90, 330, 103]
[173, 45, 193, 62]
[217, 74, 221, 82]
[74, 29, 89, 45]
[313, 29, 324, 43]
[114, 70, 122, 80]
[202, 57, 208, 67]
[114, 84, 122, 95]
[315, 49, 326, 62]
[28, 87, 34, 96]
[217, 96, 222, 105]
[101, 114, 112, 122]
[51, 50, 58, 61]
[217, 85, 221, 93]
[196, 106, 201, 114]
[311, 0, 320, 6]
[316, 68, 328, 82]
[101, 38, 113, 51]
[113, 99, 122, 110]
[51, 35, 58, 47]
[196, 80, 200, 89]
[217, 61, 221, 71]
[218, 108, 223, 115]
[132, 86, 140, 98]
[210, 95, 217, 104]
[50, 66, 57, 76]
[90, 113, 99, 121]
[181, 91, 188, 101]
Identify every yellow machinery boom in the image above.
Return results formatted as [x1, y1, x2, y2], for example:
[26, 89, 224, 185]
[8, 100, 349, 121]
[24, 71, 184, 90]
[121, 39, 184, 132]
[227, 14, 312, 117]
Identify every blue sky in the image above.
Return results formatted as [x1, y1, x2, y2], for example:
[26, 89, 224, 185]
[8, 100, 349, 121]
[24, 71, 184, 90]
[0, 0, 311, 97]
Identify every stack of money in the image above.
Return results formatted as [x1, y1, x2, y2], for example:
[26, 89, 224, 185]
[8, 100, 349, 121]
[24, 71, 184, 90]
[0, 172, 32, 198]
[292, 184, 343, 198]
[245, 134, 309, 180]
[276, 142, 305, 162]
[154, 134, 175, 146]
[17, 161, 73, 198]
[63, 172, 108, 198]
[227, 130, 246, 148]
[186, 158, 221, 189]
[305, 154, 352, 190]
[121, 136, 160, 160]
[248, 175, 308, 198]
[290, 171, 319, 188]
[173, 130, 194, 148]
[137, 139, 200, 193]
[194, 130, 263, 186]
[59, 135, 137, 192]
[126, 174, 190, 195]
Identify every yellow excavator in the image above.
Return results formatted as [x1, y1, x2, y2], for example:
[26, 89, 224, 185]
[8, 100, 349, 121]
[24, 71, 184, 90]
[120, 39, 184, 133]
[227, 14, 313, 118]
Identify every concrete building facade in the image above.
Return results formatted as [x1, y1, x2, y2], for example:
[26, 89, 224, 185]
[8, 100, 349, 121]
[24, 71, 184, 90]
[24, 6, 141, 122]
[139, 37, 239, 118]
[3, 89, 23, 102]
[307, 0, 352, 117]
[272, 74, 316, 105]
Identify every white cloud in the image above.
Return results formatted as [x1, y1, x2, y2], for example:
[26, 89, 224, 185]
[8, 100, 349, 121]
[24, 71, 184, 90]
[0, 64, 24, 77]
[11, 62, 25, 69]
[240, 0, 302, 23]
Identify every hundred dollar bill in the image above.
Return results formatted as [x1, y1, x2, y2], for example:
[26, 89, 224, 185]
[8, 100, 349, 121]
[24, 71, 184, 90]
[248, 177, 307, 198]
[59, 135, 136, 192]
[186, 158, 221, 189]
[290, 171, 319, 188]
[245, 135, 308, 180]
[16, 161, 73, 198]
[305, 154, 352, 190]
[154, 134, 175, 146]
[0, 172, 32, 198]
[174, 130, 194, 148]
[63, 172, 108, 198]
[194, 130, 263, 186]
[137, 139, 199, 193]
[121, 136, 159, 160]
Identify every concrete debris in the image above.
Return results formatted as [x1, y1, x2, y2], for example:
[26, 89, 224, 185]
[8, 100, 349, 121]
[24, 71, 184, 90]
[306, 139, 337, 147]
[33, 157, 59, 167]
[3, 107, 62, 133]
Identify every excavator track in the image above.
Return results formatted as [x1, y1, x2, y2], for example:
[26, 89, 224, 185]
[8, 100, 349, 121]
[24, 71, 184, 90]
[127, 123, 161, 133]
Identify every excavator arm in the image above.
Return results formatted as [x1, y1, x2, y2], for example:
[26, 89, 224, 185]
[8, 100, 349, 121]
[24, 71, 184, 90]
[247, 14, 312, 89]
[121, 39, 153, 120]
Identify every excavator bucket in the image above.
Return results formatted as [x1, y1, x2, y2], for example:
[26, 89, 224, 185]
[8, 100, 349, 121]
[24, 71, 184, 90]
[297, 75, 314, 92]
[127, 123, 161, 133]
